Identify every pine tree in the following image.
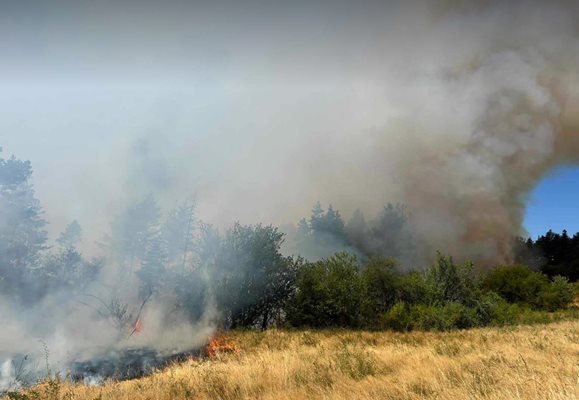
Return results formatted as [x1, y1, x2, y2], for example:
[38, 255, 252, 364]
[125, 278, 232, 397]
[110, 196, 161, 276]
[162, 201, 196, 268]
[137, 234, 168, 297]
[57, 220, 82, 249]
[0, 149, 48, 301]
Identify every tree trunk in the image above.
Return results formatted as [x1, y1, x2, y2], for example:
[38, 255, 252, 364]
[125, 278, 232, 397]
[261, 308, 270, 331]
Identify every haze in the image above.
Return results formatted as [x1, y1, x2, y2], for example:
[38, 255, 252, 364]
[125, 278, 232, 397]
[2, 0, 579, 263]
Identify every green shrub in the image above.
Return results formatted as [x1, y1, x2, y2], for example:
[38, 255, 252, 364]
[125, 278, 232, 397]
[285, 252, 363, 328]
[396, 271, 435, 305]
[380, 302, 410, 331]
[536, 276, 575, 311]
[408, 303, 479, 331]
[426, 254, 481, 307]
[381, 302, 481, 331]
[483, 265, 574, 311]
[473, 291, 515, 325]
[360, 256, 399, 327]
[483, 265, 547, 305]
[285, 252, 574, 331]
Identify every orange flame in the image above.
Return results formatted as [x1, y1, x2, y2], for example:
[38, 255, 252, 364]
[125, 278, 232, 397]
[130, 318, 143, 336]
[204, 332, 239, 357]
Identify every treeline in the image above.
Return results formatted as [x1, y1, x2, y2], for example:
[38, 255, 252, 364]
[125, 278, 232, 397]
[0, 149, 577, 333]
[515, 232, 579, 281]
[291, 202, 416, 265]
[287, 253, 575, 330]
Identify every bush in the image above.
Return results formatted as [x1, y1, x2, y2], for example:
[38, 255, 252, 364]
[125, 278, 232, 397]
[285, 252, 574, 331]
[483, 265, 574, 311]
[396, 271, 435, 305]
[359, 256, 399, 327]
[381, 302, 480, 331]
[426, 254, 481, 307]
[380, 302, 410, 331]
[285, 252, 363, 328]
[409, 303, 479, 331]
[474, 291, 519, 325]
[483, 265, 546, 304]
[537, 276, 575, 311]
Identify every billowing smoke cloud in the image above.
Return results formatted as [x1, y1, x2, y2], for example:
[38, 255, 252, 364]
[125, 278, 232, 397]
[382, 1, 579, 263]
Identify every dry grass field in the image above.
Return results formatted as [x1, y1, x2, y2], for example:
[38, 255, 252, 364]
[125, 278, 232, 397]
[10, 319, 579, 400]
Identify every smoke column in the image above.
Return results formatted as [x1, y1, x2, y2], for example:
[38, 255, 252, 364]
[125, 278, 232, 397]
[380, 1, 579, 263]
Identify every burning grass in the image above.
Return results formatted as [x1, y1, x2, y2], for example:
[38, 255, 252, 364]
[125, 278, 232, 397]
[6, 319, 579, 400]
[203, 332, 239, 358]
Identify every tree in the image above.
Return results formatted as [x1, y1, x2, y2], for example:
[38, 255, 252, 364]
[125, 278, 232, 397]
[297, 202, 350, 261]
[309, 201, 325, 232]
[212, 223, 299, 329]
[426, 254, 480, 307]
[34, 247, 101, 299]
[162, 201, 196, 268]
[0, 149, 48, 302]
[109, 196, 161, 277]
[286, 252, 363, 328]
[57, 220, 82, 249]
[295, 218, 311, 244]
[310, 203, 346, 240]
[136, 234, 168, 298]
[366, 203, 412, 259]
[360, 256, 399, 327]
[345, 209, 368, 251]
[523, 229, 579, 282]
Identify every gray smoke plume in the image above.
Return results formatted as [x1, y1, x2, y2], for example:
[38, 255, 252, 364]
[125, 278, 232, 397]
[383, 1, 579, 263]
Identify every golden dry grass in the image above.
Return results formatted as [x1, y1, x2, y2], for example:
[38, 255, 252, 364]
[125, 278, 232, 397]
[13, 320, 579, 400]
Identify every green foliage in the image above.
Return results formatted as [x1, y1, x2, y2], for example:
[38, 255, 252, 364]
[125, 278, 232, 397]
[472, 291, 515, 325]
[286, 251, 576, 332]
[483, 265, 574, 310]
[483, 265, 546, 304]
[396, 271, 435, 305]
[382, 302, 478, 331]
[286, 252, 363, 328]
[380, 302, 410, 331]
[212, 223, 299, 329]
[408, 302, 478, 331]
[537, 276, 575, 311]
[359, 256, 399, 327]
[426, 254, 481, 306]
[1, 151, 577, 339]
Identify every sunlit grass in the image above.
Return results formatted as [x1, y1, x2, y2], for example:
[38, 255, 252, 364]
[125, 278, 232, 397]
[7, 317, 579, 400]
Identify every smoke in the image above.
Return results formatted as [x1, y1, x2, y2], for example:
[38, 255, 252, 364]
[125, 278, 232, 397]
[1, 0, 576, 265]
[1, 0, 579, 388]
[387, 1, 579, 263]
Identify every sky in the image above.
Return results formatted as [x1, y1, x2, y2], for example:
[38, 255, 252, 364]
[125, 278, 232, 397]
[524, 167, 579, 239]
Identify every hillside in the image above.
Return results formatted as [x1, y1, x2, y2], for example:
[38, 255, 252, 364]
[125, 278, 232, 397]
[11, 319, 579, 400]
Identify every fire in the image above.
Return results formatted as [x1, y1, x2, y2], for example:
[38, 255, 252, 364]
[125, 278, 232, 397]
[204, 332, 239, 357]
[130, 318, 143, 336]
